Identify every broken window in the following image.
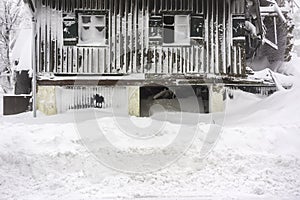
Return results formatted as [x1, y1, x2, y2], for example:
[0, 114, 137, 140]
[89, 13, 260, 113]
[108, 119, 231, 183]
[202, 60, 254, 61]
[78, 13, 107, 46]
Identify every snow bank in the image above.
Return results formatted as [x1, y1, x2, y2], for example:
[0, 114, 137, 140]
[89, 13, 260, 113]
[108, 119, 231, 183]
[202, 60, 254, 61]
[275, 53, 300, 77]
[1, 100, 300, 199]
[248, 68, 295, 88]
[226, 67, 300, 127]
[1, 59, 300, 199]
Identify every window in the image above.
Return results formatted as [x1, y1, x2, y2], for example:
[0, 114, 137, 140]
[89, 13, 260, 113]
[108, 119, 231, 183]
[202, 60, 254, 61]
[149, 16, 163, 39]
[149, 15, 190, 45]
[62, 11, 108, 46]
[232, 15, 246, 40]
[163, 15, 190, 45]
[149, 14, 203, 46]
[191, 15, 204, 38]
[78, 14, 107, 46]
[163, 15, 175, 43]
[63, 14, 78, 46]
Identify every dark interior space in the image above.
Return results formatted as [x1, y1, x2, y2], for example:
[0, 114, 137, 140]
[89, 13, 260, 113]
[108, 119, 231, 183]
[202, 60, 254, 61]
[140, 85, 209, 117]
[14, 70, 32, 95]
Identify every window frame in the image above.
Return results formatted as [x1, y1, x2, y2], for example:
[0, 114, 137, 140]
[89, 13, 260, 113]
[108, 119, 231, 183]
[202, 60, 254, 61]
[232, 14, 246, 41]
[63, 14, 78, 46]
[149, 15, 163, 40]
[75, 10, 109, 47]
[162, 14, 191, 46]
[190, 15, 204, 40]
[149, 13, 198, 47]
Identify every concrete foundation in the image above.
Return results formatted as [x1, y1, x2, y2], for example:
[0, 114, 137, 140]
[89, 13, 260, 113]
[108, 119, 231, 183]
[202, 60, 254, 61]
[209, 84, 226, 113]
[36, 84, 225, 116]
[128, 86, 140, 117]
[37, 86, 57, 115]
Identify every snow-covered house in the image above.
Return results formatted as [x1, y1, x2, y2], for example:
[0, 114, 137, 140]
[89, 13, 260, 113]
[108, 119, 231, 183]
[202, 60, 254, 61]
[23, 0, 292, 116]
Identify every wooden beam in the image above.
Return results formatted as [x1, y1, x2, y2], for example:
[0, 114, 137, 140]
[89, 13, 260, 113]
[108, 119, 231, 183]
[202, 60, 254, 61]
[37, 73, 275, 87]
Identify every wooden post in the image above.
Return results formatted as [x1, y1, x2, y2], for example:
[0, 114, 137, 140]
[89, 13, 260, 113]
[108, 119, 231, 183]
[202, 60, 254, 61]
[32, 16, 37, 118]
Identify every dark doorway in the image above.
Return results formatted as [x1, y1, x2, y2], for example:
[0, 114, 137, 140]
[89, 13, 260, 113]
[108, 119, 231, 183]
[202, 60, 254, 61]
[140, 85, 209, 117]
[14, 70, 32, 95]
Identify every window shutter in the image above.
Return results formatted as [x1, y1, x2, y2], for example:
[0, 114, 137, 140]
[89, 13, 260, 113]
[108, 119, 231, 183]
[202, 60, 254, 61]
[174, 15, 189, 44]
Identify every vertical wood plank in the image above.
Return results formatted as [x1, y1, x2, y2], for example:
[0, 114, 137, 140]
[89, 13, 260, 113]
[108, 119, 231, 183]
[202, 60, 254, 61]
[130, 0, 134, 73]
[134, 0, 138, 73]
[204, 0, 209, 73]
[215, 0, 219, 74]
[73, 47, 78, 73]
[210, 0, 214, 74]
[113, 0, 117, 72]
[141, 0, 145, 73]
[124, 0, 129, 73]
[227, 0, 232, 74]
[108, 0, 113, 73]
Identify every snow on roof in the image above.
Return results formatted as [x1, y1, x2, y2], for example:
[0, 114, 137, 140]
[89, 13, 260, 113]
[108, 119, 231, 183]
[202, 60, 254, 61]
[11, 28, 32, 72]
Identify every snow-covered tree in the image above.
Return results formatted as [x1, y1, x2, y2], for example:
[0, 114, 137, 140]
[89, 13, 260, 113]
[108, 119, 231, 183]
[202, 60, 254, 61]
[0, 0, 23, 93]
[293, 9, 300, 39]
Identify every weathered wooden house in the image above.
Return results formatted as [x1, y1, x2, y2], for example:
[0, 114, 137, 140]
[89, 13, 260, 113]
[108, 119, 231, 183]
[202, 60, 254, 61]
[23, 0, 292, 116]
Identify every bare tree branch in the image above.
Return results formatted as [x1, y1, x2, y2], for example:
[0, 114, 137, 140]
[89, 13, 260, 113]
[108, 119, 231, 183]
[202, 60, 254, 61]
[0, 0, 23, 93]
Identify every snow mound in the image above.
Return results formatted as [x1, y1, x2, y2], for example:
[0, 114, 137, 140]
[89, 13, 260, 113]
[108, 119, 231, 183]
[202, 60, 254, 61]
[1, 58, 300, 199]
[1, 96, 300, 199]
[226, 58, 300, 127]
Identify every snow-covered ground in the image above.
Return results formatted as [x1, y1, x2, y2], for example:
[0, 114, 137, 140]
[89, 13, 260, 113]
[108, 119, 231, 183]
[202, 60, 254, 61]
[1, 60, 300, 199]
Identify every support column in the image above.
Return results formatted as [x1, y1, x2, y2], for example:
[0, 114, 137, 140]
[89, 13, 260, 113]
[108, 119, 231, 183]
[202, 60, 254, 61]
[32, 16, 37, 117]
[209, 84, 226, 113]
[37, 86, 57, 115]
[128, 86, 140, 117]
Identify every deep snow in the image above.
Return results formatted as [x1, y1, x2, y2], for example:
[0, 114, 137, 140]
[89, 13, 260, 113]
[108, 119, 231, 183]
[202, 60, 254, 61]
[1, 59, 300, 199]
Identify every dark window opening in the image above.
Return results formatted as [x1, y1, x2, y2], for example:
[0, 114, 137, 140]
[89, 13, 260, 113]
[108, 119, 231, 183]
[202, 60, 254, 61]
[63, 14, 78, 46]
[191, 15, 204, 38]
[163, 26, 175, 43]
[149, 15, 163, 42]
[164, 15, 175, 25]
[232, 15, 246, 39]
[140, 85, 209, 117]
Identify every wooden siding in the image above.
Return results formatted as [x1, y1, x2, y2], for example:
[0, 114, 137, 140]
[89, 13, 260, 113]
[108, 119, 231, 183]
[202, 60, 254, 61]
[34, 0, 246, 77]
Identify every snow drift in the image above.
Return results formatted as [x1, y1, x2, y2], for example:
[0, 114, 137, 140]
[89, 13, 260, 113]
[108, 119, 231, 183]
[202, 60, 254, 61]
[0, 58, 300, 199]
